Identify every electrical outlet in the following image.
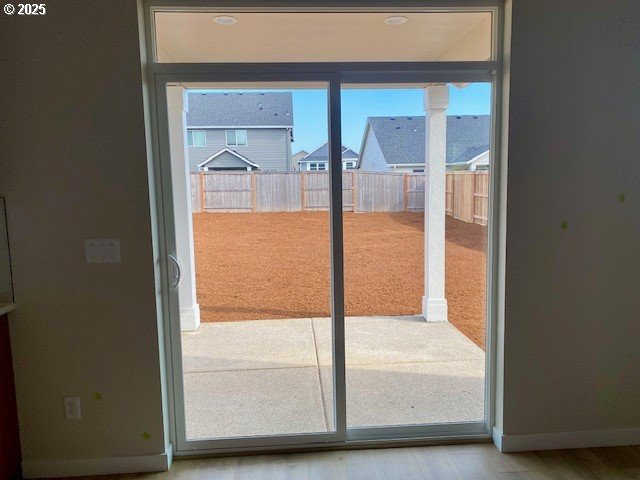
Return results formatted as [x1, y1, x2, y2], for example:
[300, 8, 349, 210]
[64, 397, 81, 420]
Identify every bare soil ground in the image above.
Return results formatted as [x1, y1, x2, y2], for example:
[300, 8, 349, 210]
[193, 212, 487, 348]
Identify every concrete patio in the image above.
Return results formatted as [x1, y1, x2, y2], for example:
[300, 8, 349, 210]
[181, 316, 485, 440]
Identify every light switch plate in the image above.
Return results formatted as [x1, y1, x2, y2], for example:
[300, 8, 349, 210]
[85, 238, 121, 264]
[64, 396, 81, 420]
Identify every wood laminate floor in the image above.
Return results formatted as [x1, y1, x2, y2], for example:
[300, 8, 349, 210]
[68, 443, 640, 479]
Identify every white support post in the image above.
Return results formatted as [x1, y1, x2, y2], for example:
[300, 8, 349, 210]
[167, 85, 201, 331]
[422, 85, 449, 322]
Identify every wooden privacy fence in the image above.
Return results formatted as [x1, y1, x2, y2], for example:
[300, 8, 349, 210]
[446, 171, 489, 225]
[191, 171, 489, 225]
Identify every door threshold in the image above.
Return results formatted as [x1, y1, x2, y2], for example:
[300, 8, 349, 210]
[173, 431, 493, 459]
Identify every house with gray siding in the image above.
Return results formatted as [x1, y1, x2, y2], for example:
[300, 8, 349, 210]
[358, 115, 490, 172]
[290, 150, 308, 170]
[298, 142, 359, 171]
[186, 92, 293, 172]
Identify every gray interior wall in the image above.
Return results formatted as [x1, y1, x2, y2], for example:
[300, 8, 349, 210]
[0, 0, 638, 469]
[502, 0, 640, 436]
[0, 0, 166, 463]
[188, 128, 289, 171]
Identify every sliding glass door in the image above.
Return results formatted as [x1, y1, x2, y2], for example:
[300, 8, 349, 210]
[146, 2, 500, 455]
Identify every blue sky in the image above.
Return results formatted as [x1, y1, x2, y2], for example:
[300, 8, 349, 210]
[310, 84, 491, 154]
[193, 84, 491, 154]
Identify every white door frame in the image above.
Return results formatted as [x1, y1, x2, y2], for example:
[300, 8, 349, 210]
[143, 1, 504, 457]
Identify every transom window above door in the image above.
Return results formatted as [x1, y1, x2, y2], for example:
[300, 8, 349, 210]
[226, 129, 248, 146]
[187, 130, 206, 147]
[154, 11, 494, 63]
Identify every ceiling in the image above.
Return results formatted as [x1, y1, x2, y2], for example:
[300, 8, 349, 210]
[154, 11, 493, 63]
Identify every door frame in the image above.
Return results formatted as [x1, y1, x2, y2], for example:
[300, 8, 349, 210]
[143, 2, 504, 457]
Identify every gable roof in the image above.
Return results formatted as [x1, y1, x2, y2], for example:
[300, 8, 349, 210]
[448, 144, 490, 164]
[291, 150, 309, 162]
[197, 148, 260, 168]
[187, 92, 293, 128]
[341, 147, 359, 159]
[301, 142, 360, 162]
[362, 115, 490, 166]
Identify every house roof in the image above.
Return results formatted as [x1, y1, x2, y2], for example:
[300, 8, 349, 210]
[197, 148, 259, 168]
[301, 142, 359, 162]
[448, 144, 490, 164]
[342, 147, 359, 159]
[187, 92, 293, 128]
[291, 150, 309, 162]
[363, 115, 490, 165]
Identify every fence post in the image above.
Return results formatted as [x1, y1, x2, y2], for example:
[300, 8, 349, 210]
[352, 171, 357, 212]
[251, 172, 257, 212]
[403, 174, 409, 212]
[301, 171, 306, 211]
[450, 172, 455, 218]
[350, 171, 356, 212]
[473, 172, 478, 224]
[199, 172, 205, 213]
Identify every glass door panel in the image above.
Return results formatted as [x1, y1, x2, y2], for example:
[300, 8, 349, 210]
[340, 84, 491, 429]
[163, 82, 336, 441]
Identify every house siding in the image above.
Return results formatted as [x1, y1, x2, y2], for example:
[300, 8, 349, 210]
[390, 166, 423, 173]
[285, 129, 292, 171]
[298, 160, 327, 171]
[290, 151, 308, 170]
[188, 128, 289, 172]
[446, 150, 490, 171]
[202, 151, 252, 169]
[359, 128, 391, 172]
[298, 160, 358, 171]
[468, 150, 490, 171]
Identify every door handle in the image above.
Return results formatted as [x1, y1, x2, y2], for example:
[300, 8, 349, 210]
[167, 253, 181, 289]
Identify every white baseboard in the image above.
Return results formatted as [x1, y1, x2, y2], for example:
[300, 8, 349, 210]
[493, 426, 640, 453]
[492, 426, 504, 451]
[22, 443, 173, 478]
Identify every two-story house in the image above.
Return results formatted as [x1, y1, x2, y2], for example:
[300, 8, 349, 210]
[186, 92, 293, 172]
[358, 115, 490, 172]
[298, 142, 359, 171]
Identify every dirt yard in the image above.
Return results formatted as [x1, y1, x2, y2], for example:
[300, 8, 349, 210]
[193, 212, 487, 348]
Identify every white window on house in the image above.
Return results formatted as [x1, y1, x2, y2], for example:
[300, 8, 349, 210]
[309, 162, 327, 171]
[226, 129, 248, 146]
[187, 130, 206, 147]
[343, 161, 357, 170]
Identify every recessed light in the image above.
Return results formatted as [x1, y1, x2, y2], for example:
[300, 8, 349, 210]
[213, 15, 237, 25]
[384, 16, 408, 26]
